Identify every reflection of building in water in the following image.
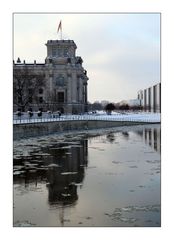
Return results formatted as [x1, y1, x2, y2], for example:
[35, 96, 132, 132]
[144, 127, 161, 153]
[47, 140, 88, 206]
[46, 140, 88, 226]
[134, 126, 161, 153]
[13, 139, 88, 226]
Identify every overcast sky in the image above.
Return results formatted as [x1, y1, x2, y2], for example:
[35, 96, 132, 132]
[13, 13, 160, 103]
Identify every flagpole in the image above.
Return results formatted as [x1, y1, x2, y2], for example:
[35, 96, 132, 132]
[61, 25, 62, 40]
[57, 20, 62, 40]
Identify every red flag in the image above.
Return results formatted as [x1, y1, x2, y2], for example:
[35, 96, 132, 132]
[57, 21, 62, 33]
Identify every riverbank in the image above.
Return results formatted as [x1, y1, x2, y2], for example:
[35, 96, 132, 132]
[13, 119, 160, 140]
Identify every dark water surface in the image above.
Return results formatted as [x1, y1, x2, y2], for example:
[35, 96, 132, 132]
[13, 124, 161, 227]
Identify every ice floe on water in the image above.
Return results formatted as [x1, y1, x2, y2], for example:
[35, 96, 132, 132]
[129, 165, 138, 168]
[14, 220, 36, 227]
[61, 172, 78, 175]
[105, 204, 160, 226]
[112, 161, 122, 164]
[13, 170, 25, 175]
[47, 163, 60, 168]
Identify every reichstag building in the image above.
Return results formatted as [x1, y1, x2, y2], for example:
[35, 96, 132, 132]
[13, 39, 89, 114]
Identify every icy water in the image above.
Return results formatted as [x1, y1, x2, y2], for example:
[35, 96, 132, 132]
[13, 124, 161, 227]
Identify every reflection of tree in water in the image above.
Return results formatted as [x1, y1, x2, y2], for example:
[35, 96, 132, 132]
[13, 140, 88, 224]
[122, 132, 129, 139]
[134, 130, 143, 137]
[106, 133, 115, 143]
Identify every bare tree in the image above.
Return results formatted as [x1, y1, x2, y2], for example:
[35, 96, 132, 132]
[105, 103, 116, 115]
[92, 101, 103, 111]
[13, 68, 45, 111]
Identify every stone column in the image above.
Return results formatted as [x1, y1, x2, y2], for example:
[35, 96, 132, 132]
[71, 72, 77, 102]
[84, 82, 88, 112]
[67, 76, 72, 103]
[66, 75, 72, 113]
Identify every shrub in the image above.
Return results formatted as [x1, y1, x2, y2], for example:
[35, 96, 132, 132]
[37, 111, 42, 117]
[16, 111, 22, 117]
[105, 103, 116, 114]
[28, 111, 33, 117]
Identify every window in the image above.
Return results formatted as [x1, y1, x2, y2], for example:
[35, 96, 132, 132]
[67, 58, 71, 64]
[39, 97, 43, 103]
[28, 89, 32, 95]
[57, 48, 61, 56]
[39, 88, 43, 94]
[52, 47, 57, 57]
[56, 75, 65, 86]
[29, 97, 32, 103]
[64, 48, 69, 56]
[57, 92, 64, 103]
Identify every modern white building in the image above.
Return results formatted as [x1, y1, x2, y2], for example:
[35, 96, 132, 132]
[138, 83, 161, 112]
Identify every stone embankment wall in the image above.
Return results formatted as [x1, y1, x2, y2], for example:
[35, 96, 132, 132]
[14, 120, 145, 140]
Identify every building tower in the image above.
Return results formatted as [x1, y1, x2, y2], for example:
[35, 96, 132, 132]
[45, 39, 88, 114]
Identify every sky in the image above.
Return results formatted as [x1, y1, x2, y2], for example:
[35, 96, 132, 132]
[13, 13, 160, 103]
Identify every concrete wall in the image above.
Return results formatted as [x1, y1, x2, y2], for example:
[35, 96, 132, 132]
[138, 83, 161, 112]
[14, 120, 146, 140]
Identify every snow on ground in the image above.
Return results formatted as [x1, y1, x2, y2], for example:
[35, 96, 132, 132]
[13, 111, 160, 124]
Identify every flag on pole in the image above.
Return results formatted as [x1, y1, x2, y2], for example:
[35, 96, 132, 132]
[57, 20, 62, 33]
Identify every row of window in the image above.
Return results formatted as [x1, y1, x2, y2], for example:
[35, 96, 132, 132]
[27, 88, 43, 94]
[18, 92, 65, 104]
[17, 88, 43, 96]
[52, 48, 69, 57]
[18, 96, 44, 104]
[54, 75, 85, 87]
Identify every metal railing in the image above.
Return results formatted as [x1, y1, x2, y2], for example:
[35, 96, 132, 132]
[13, 113, 161, 125]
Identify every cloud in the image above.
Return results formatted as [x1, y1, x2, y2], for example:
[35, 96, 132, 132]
[14, 13, 160, 102]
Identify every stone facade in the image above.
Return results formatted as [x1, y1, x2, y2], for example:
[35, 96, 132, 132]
[13, 39, 88, 114]
[13, 120, 145, 140]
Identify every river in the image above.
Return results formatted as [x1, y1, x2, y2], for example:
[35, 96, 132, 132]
[13, 124, 161, 227]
